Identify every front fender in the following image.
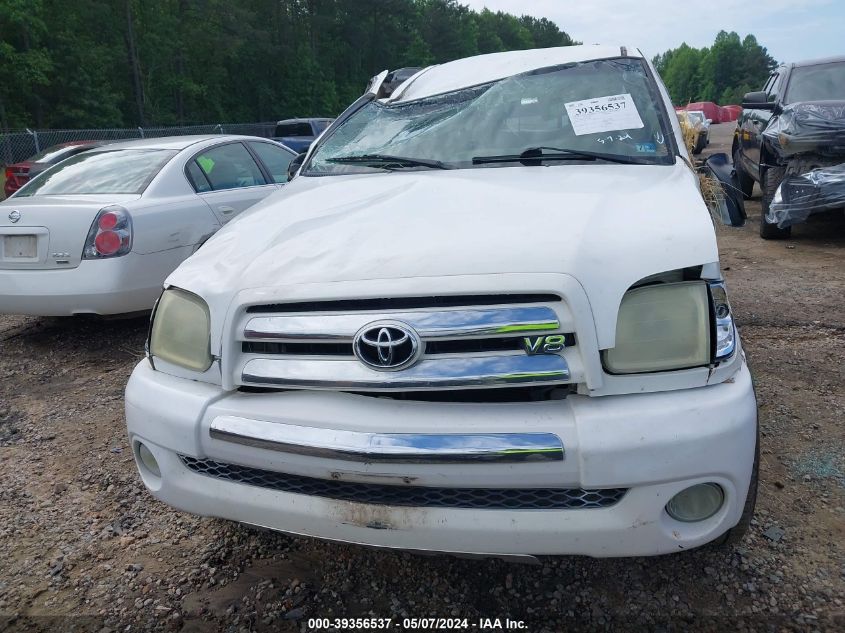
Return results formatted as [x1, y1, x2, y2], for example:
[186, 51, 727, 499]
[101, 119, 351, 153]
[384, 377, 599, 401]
[760, 138, 785, 171]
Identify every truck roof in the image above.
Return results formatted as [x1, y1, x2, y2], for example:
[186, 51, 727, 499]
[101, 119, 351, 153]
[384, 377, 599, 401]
[786, 55, 845, 69]
[391, 44, 641, 102]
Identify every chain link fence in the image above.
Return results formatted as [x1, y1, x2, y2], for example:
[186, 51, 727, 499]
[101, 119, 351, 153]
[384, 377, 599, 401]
[0, 122, 278, 166]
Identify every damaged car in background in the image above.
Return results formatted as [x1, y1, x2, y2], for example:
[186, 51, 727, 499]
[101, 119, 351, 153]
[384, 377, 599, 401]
[126, 45, 758, 560]
[733, 55, 845, 238]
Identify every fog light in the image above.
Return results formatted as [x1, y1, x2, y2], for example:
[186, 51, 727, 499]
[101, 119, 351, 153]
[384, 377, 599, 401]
[665, 483, 724, 522]
[137, 443, 161, 478]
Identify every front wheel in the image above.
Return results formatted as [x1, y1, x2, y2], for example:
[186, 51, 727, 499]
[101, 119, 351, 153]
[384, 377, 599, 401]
[759, 166, 791, 239]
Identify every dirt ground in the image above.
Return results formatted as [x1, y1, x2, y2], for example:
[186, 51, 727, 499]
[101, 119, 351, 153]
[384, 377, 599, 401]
[0, 123, 843, 632]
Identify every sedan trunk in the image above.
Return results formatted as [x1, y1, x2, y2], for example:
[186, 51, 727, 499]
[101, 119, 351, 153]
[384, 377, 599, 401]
[0, 194, 139, 270]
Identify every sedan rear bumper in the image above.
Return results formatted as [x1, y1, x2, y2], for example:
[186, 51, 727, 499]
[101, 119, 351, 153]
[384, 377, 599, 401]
[0, 247, 192, 316]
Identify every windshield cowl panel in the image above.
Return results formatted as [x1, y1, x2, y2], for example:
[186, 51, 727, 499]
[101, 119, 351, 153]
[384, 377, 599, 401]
[307, 58, 674, 176]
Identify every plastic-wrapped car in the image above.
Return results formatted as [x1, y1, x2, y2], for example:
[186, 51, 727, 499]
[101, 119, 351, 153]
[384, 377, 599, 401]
[733, 56, 845, 238]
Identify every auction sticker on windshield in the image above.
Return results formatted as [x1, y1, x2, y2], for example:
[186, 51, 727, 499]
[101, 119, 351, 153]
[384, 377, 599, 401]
[564, 93, 644, 136]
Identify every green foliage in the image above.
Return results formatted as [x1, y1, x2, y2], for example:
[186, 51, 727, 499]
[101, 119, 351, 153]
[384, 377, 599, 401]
[0, 0, 53, 128]
[0, 0, 576, 129]
[653, 31, 777, 105]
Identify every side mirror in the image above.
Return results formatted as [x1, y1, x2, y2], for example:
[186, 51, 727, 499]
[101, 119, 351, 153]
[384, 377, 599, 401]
[741, 91, 775, 111]
[287, 152, 306, 181]
[705, 119, 712, 125]
[702, 153, 746, 227]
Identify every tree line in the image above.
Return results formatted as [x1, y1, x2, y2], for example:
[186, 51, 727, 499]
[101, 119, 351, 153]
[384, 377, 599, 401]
[0, 1, 778, 131]
[0, 0, 576, 130]
[653, 31, 777, 106]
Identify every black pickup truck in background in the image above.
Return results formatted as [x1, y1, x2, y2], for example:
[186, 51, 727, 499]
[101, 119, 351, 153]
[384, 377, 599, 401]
[732, 56, 845, 238]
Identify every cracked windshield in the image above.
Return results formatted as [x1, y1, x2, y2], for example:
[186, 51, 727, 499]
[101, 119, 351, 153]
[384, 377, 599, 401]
[309, 58, 673, 173]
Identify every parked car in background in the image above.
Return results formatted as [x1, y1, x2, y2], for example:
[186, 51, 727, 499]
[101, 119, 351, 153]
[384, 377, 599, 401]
[684, 101, 723, 123]
[272, 118, 334, 153]
[733, 55, 845, 238]
[0, 135, 296, 316]
[685, 110, 711, 154]
[4, 141, 105, 198]
[127, 45, 757, 560]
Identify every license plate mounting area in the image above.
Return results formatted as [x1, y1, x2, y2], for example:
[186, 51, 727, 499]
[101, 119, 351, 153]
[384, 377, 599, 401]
[3, 235, 37, 259]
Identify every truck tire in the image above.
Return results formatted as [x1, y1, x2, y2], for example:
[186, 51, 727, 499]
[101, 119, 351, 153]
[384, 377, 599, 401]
[759, 166, 791, 239]
[733, 147, 754, 200]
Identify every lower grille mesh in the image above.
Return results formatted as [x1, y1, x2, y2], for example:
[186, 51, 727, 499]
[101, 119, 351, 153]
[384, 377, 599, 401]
[179, 455, 627, 510]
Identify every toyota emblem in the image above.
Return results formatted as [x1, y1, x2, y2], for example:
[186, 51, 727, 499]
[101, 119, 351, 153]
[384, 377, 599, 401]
[8, 210, 21, 223]
[353, 321, 421, 371]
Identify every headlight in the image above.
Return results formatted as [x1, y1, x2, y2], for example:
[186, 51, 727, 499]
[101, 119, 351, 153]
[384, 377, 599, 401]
[603, 282, 711, 374]
[709, 281, 736, 360]
[149, 288, 212, 372]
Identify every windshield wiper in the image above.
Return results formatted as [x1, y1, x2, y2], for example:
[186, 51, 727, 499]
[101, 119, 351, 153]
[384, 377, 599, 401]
[472, 146, 642, 166]
[326, 154, 453, 170]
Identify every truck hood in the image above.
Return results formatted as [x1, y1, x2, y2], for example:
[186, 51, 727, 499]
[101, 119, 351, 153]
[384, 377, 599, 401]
[168, 162, 718, 344]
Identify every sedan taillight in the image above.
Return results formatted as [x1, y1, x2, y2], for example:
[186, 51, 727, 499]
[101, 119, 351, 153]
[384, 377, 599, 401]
[83, 206, 133, 259]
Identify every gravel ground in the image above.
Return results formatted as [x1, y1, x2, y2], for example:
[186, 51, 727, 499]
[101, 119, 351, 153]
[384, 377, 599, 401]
[0, 123, 843, 632]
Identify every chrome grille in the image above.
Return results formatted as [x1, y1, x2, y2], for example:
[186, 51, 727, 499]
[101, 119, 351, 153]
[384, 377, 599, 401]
[235, 296, 578, 391]
[243, 306, 561, 340]
[246, 294, 561, 313]
[241, 334, 576, 357]
[241, 355, 569, 390]
[180, 455, 626, 510]
[243, 341, 353, 356]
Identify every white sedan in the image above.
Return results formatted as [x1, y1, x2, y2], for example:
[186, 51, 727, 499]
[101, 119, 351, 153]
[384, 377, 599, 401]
[0, 135, 296, 316]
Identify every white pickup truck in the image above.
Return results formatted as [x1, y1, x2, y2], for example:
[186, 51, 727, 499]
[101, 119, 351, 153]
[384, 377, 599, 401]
[125, 44, 758, 561]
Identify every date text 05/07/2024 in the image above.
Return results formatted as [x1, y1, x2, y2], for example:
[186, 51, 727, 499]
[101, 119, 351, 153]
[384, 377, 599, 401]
[306, 617, 528, 630]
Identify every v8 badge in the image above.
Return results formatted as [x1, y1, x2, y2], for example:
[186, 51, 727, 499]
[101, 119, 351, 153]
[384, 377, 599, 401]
[523, 334, 569, 355]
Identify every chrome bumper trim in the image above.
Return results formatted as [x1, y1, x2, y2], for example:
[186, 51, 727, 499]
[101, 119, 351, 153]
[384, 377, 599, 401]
[241, 354, 570, 390]
[209, 416, 564, 463]
[243, 306, 559, 341]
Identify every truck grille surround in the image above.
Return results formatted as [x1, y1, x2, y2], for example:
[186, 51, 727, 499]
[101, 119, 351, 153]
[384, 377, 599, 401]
[179, 455, 627, 510]
[234, 294, 579, 396]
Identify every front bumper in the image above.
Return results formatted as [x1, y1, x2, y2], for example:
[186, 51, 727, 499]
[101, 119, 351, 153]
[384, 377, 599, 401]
[769, 162, 845, 228]
[125, 360, 757, 557]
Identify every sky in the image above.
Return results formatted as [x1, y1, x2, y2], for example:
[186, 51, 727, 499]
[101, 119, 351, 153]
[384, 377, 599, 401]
[462, 0, 844, 64]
